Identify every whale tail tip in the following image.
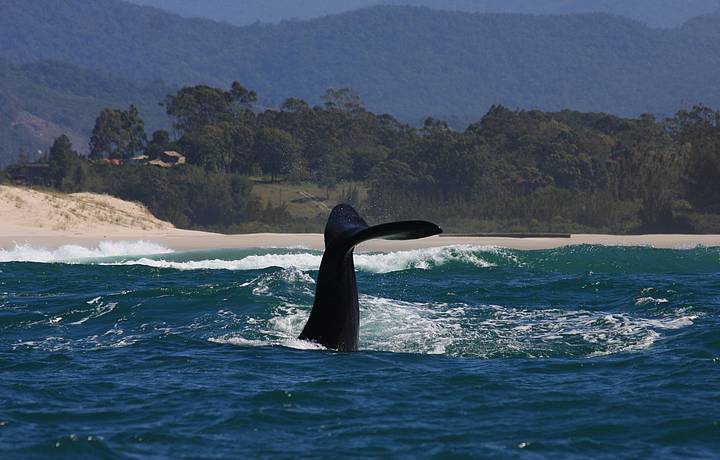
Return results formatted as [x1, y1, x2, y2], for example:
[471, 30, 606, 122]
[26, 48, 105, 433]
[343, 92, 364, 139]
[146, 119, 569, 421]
[324, 203, 442, 250]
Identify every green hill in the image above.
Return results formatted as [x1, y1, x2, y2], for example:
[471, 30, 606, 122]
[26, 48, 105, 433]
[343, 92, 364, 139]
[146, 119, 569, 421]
[1, 1, 719, 153]
[0, 59, 171, 165]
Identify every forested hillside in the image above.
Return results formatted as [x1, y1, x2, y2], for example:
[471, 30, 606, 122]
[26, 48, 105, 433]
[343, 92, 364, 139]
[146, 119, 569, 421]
[4, 82, 719, 234]
[1, 0, 719, 125]
[0, 59, 170, 165]
[127, 0, 720, 28]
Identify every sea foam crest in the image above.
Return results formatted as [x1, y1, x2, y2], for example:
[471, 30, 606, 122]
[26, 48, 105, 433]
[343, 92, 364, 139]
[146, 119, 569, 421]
[354, 246, 496, 272]
[108, 245, 497, 273]
[114, 253, 324, 271]
[0, 241, 173, 263]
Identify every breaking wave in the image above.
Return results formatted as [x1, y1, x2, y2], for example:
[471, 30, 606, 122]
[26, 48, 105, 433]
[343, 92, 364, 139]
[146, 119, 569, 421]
[0, 241, 172, 263]
[4, 243, 719, 274]
[106, 246, 500, 273]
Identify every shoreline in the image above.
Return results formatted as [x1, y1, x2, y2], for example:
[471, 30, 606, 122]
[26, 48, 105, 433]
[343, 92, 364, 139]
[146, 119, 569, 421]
[2, 185, 720, 253]
[2, 230, 720, 252]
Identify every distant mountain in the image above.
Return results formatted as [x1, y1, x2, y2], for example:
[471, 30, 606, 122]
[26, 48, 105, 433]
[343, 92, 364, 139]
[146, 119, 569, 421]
[125, 0, 376, 25]
[0, 59, 170, 165]
[399, 0, 720, 28]
[2, 1, 719, 122]
[127, 0, 720, 28]
[1, 0, 720, 165]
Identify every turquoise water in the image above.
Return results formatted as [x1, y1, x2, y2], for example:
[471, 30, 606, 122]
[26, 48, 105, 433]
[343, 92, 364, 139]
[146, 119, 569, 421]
[1, 243, 719, 459]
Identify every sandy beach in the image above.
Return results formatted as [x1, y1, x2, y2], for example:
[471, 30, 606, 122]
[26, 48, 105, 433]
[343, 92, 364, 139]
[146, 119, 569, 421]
[2, 185, 720, 252]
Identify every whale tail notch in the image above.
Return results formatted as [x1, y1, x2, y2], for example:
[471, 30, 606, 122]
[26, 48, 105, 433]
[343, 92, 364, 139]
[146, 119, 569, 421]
[299, 204, 442, 351]
[324, 204, 443, 253]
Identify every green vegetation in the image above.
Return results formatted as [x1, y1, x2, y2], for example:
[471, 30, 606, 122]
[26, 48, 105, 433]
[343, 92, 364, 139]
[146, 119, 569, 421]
[90, 106, 148, 159]
[1, 1, 719, 125]
[0, 58, 170, 166]
[5, 82, 720, 234]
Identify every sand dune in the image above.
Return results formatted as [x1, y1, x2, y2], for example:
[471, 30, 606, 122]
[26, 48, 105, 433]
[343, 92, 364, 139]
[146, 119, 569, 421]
[0, 185, 173, 233]
[1, 185, 720, 252]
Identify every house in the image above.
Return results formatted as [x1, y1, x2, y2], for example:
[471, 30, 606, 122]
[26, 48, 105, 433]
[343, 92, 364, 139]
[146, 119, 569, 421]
[149, 151, 187, 168]
[4, 162, 50, 184]
[97, 158, 123, 167]
[130, 154, 149, 163]
[160, 151, 186, 165]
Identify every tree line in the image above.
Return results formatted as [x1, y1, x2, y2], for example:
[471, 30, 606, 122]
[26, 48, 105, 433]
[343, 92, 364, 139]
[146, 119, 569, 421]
[3, 82, 720, 234]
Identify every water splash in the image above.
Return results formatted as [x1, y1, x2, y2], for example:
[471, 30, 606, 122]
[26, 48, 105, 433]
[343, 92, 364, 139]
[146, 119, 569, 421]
[210, 294, 697, 358]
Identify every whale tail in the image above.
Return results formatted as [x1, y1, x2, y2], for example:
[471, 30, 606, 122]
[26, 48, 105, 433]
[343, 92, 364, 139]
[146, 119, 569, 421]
[323, 203, 442, 250]
[298, 204, 442, 351]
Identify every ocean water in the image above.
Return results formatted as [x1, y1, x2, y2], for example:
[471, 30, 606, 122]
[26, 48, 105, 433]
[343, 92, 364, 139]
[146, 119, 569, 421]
[1, 242, 718, 459]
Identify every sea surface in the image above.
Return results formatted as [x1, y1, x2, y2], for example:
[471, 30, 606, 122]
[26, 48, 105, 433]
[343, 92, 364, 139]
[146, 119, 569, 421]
[1, 242, 718, 459]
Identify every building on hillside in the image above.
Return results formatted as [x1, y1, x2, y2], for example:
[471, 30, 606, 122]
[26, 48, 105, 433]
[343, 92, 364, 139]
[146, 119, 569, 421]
[4, 162, 49, 185]
[99, 158, 123, 167]
[161, 151, 186, 165]
[149, 151, 187, 168]
[130, 154, 149, 163]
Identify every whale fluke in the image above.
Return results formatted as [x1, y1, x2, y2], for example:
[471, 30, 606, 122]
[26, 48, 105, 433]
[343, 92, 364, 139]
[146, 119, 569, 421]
[299, 204, 442, 351]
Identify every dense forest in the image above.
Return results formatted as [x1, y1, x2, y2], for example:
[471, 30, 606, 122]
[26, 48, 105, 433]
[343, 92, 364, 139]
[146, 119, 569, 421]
[128, 0, 720, 28]
[1, 1, 719, 124]
[0, 59, 171, 166]
[3, 83, 720, 234]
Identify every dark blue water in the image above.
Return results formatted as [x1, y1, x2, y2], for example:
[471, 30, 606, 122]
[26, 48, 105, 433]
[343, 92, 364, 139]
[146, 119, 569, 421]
[1, 244, 719, 459]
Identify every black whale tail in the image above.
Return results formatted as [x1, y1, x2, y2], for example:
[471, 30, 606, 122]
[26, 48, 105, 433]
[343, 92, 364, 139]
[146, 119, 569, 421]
[323, 204, 443, 251]
[298, 204, 442, 351]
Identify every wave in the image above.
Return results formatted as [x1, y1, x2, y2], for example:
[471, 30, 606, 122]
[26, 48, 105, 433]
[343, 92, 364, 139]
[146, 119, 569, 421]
[110, 253, 324, 271]
[104, 245, 500, 273]
[4, 243, 719, 273]
[354, 246, 497, 272]
[0, 241, 173, 263]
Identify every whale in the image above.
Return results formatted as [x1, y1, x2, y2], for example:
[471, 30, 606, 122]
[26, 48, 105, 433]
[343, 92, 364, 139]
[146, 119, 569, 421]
[299, 204, 442, 351]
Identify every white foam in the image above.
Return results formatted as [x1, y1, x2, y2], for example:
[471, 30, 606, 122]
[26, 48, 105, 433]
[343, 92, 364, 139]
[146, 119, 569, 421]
[209, 335, 326, 351]
[251, 267, 315, 296]
[0, 241, 172, 263]
[110, 253, 323, 271]
[210, 294, 697, 358]
[358, 295, 464, 354]
[103, 245, 497, 273]
[635, 296, 670, 305]
[354, 246, 496, 272]
[68, 302, 118, 326]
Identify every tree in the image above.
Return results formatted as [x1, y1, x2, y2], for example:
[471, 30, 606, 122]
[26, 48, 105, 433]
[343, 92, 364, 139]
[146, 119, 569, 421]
[123, 105, 147, 157]
[281, 97, 310, 113]
[164, 85, 233, 135]
[635, 145, 683, 231]
[675, 106, 720, 212]
[321, 88, 363, 113]
[230, 81, 257, 112]
[89, 108, 123, 159]
[164, 82, 256, 135]
[89, 105, 147, 159]
[146, 129, 171, 159]
[255, 127, 297, 182]
[48, 134, 80, 190]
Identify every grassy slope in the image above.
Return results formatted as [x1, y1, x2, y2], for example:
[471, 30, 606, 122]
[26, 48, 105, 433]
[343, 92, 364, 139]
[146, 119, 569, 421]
[252, 180, 368, 220]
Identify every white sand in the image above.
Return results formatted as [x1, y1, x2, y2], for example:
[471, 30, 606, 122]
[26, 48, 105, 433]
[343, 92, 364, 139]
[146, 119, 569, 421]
[1, 185, 719, 252]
